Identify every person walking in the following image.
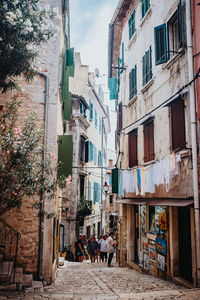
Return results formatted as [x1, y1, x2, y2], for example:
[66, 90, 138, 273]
[99, 235, 107, 262]
[107, 232, 115, 267]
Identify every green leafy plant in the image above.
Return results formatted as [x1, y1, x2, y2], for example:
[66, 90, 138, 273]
[0, 0, 59, 92]
[77, 197, 92, 218]
[0, 99, 69, 216]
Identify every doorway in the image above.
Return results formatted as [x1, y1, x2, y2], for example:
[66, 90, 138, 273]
[134, 205, 139, 263]
[178, 207, 192, 282]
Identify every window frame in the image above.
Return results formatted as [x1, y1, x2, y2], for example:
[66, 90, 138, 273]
[141, 0, 150, 19]
[154, 24, 167, 65]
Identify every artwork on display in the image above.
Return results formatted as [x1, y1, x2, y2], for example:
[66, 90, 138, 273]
[149, 245, 156, 261]
[155, 213, 159, 225]
[140, 205, 146, 235]
[144, 253, 149, 270]
[142, 237, 148, 252]
[157, 254, 165, 271]
[159, 213, 167, 231]
[138, 250, 143, 267]
[155, 237, 167, 256]
[156, 206, 167, 213]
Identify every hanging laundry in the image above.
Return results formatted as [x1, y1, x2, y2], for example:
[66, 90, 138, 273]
[123, 170, 130, 193]
[140, 168, 146, 195]
[169, 151, 175, 171]
[128, 170, 135, 193]
[137, 168, 141, 191]
[149, 165, 155, 193]
[134, 169, 139, 195]
[118, 170, 124, 197]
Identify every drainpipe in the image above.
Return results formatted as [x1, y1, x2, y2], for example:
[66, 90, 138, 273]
[185, 0, 200, 287]
[37, 72, 49, 281]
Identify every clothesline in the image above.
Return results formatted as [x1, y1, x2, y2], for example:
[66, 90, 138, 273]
[118, 152, 181, 197]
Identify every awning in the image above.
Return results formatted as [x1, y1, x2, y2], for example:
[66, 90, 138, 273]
[116, 198, 194, 207]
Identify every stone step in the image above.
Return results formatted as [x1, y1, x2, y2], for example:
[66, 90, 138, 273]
[0, 262, 13, 277]
[21, 274, 33, 287]
[14, 268, 23, 284]
[33, 281, 44, 292]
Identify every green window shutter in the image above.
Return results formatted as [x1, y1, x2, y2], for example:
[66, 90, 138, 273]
[63, 0, 67, 12]
[128, 10, 135, 40]
[178, 0, 183, 48]
[89, 101, 93, 120]
[94, 145, 97, 164]
[109, 77, 118, 100]
[142, 54, 146, 86]
[95, 110, 98, 128]
[141, 0, 145, 18]
[129, 65, 137, 100]
[149, 46, 152, 80]
[112, 168, 118, 194]
[66, 48, 74, 77]
[90, 143, 93, 161]
[88, 181, 91, 201]
[98, 183, 101, 202]
[93, 182, 98, 203]
[119, 42, 124, 73]
[58, 135, 73, 179]
[134, 65, 137, 96]
[63, 91, 72, 121]
[154, 24, 167, 65]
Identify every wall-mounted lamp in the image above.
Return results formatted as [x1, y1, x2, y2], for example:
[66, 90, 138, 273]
[103, 182, 109, 194]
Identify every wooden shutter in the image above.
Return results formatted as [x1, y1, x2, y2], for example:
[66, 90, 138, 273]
[142, 54, 146, 86]
[149, 121, 155, 161]
[66, 48, 74, 77]
[58, 135, 73, 178]
[171, 98, 185, 151]
[154, 24, 167, 65]
[129, 129, 138, 167]
[143, 123, 149, 162]
[141, 0, 145, 18]
[143, 120, 154, 162]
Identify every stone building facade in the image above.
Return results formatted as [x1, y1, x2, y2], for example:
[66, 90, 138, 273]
[109, 0, 200, 287]
[0, 0, 70, 284]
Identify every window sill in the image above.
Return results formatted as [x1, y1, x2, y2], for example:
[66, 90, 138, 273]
[128, 31, 137, 48]
[141, 78, 154, 94]
[163, 48, 185, 69]
[140, 8, 152, 28]
[128, 95, 137, 106]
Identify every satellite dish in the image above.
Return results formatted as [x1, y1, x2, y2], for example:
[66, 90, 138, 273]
[95, 68, 100, 78]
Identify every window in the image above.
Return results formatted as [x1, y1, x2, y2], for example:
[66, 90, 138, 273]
[80, 135, 87, 162]
[171, 98, 186, 151]
[142, 46, 152, 86]
[141, 0, 150, 19]
[89, 101, 93, 121]
[143, 119, 154, 162]
[154, 24, 167, 65]
[80, 103, 87, 119]
[154, 1, 183, 64]
[128, 129, 138, 167]
[129, 65, 137, 100]
[167, 2, 183, 60]
[109, 174, 112, 185]
[95, 109, 98, 128]
[129, 10, 135, 40]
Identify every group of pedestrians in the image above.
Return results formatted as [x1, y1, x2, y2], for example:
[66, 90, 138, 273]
[75, 232, 117, 267]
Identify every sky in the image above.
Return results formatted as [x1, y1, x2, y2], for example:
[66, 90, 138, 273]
[70, 0, 119, 76]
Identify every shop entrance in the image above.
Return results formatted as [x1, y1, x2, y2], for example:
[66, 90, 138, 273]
[134, 205, 139, 263]
[178, 207, 192, 282]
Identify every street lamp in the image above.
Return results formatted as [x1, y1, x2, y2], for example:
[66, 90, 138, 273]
[103, 182, 109, 194]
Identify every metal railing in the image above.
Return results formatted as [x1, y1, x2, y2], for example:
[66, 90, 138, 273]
[0, 219, 21, 285]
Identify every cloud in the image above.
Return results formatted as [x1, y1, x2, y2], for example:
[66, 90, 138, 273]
[70, 0, 118, 76]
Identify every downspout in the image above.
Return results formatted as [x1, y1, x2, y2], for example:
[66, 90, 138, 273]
[37, 72, 49, 281]
[185, 0, 200, 286]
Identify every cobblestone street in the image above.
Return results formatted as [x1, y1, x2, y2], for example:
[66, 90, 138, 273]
[1, 260, 200, 299]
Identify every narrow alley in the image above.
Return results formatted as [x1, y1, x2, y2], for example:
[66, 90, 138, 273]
[1, 261, 200, 300]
